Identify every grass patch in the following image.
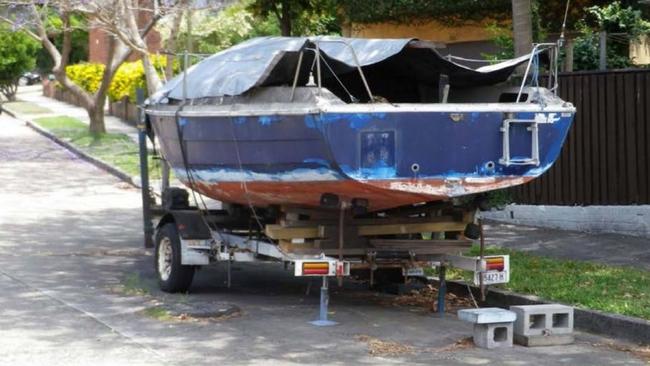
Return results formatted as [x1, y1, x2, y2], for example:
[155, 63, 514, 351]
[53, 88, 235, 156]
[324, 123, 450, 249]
[33, 116, 164, 179]
[142, 306, 173, 321]
[121, 273, 150, 296]
[36, 115, 87, 130]
[453, 245, 650, 320]
[5, 101, 52, 114]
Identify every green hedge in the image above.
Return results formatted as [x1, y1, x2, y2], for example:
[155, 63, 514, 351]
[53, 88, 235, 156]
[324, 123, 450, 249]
[339, 0, 510, 24]
[65, 55, 178, 103]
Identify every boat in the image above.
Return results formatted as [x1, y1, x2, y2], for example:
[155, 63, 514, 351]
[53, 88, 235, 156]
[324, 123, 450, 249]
[145, 36, 575, 213]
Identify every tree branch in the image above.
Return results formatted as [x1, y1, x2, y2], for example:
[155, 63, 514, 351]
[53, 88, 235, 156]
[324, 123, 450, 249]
[0, 16, 40, 41]
[60, 9, 73, 69]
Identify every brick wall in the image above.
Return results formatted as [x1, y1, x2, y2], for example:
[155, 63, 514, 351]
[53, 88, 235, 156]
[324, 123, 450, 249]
[88, 0, 161, 64]
[88, 26, 110, 64]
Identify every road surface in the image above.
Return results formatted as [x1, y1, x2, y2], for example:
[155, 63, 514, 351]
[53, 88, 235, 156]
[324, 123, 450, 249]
[0, 114, 645, 365]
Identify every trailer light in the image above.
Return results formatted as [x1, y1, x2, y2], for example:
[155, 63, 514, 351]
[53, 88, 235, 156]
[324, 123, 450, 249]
[485, 257, 505, 271]
[303, 262, 330, 275]
[294, 260, 350, 277]
[473, 255, 509, 286]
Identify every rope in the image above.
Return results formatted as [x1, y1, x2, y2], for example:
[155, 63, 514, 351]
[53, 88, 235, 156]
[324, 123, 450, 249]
[560, 0, 571, 41]
[531, 51, 540, 88]
[466, 282, 479, 308]
[228, 115, 266, 233]
[318, 53, 357, 103]
[173, 103, 227, 245]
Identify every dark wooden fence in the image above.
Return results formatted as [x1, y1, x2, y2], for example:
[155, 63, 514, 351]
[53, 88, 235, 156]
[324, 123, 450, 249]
[510, 69, 650, 205]
[44, 83, 139, 127]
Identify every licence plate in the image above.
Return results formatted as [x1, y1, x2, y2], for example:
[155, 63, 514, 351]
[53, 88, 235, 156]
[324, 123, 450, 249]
[404, 267, 425, 277]
[480, 270, 508, 285]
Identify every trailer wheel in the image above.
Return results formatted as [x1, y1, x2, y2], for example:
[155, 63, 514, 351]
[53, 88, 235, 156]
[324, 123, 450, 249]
[155, 223, 195, 293]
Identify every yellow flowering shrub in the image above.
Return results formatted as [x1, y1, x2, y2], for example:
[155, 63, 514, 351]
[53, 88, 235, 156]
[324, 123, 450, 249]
[65, 63, 105, 94]
[66, 55, 179, 103]
[109, 60, 145, 102]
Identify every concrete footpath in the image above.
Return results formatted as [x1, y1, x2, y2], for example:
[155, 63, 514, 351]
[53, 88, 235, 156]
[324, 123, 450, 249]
[9, 85, 139, 142]
[483, 221, 650, 271]
[1, 105, 647, 363]
[484, 204, 650, 238]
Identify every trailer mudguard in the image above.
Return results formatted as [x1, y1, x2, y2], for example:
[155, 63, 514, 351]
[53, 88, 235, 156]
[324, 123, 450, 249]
[157, 210, 212, 240]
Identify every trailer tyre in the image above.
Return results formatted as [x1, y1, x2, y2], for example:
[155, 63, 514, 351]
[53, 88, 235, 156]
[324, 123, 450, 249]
[155, 223, 195, 293]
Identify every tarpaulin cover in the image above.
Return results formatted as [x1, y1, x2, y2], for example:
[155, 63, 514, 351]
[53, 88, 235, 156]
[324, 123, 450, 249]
[150, 36, 535, 103]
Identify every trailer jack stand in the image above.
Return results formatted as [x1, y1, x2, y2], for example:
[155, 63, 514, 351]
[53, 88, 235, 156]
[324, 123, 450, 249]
[435, 265, 447, 318]
[310, 276, 338, 326]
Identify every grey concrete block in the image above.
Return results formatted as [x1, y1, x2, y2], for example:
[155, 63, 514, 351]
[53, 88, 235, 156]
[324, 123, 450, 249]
[510, 304, 574, 337]
[458, 307, 516, 324]
[514, 333, 574, 347]
[473, 322, 513, 349]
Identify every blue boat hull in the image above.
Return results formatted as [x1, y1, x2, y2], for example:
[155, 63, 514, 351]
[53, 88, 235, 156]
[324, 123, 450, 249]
[149, 108, 574, 211]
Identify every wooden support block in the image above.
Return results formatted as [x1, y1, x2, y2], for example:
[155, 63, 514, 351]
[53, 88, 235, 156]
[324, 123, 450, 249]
[357, 221, 467, 236]
[278, 239, 320, 253]
[462, 209, 476, 223]
[265, 224, 325, 240]
[351, 215, 456, 226]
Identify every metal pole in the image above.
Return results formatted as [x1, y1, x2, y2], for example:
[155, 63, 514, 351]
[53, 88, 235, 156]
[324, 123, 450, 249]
[516, 45, 537, 103]
[182, 51, 189, 101]
[227, 252, 232, 289]
[313, 39, 374, 101]
[315, 42, 322, 97]
[320, 276, 328, 320]
[344, 43, 374, 101]
[478, 219, 485, 301]
[437, 264, 447, 316]
[599, 31, 607, 71]
[310, 276, 337, 326]
[136, 88, 154, 249]
[338, 203, 345, 287]
[186, 9, 193, 53]
[289, 51, 304, 102]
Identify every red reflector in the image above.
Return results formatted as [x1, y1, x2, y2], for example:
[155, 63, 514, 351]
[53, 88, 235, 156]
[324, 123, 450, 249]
[303, 269, 329, 275]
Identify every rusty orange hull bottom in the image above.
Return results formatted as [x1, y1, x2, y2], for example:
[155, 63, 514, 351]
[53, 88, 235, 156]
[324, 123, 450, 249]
[188, 176, 533, 211]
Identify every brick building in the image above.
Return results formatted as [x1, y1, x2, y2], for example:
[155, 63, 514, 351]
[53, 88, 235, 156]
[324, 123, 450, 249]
[88, 1, 162, 63]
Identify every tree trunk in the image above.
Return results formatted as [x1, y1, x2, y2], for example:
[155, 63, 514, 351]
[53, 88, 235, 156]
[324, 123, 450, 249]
[142, 53, 163, 95]
[564, 38, 574, 72]
[280, 0, 292, 36]
[165, 12, 184, 80]
[88, 103, 107, 135]
[511, 0, 533, 57]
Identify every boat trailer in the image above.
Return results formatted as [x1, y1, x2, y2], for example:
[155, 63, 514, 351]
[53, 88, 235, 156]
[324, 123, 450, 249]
[134, 82, 510, 323]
